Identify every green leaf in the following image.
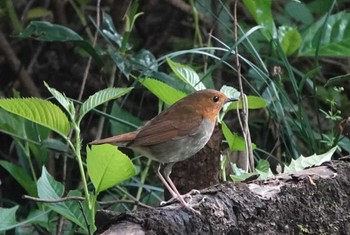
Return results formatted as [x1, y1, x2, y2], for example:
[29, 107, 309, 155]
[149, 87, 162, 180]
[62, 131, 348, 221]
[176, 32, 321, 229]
[279, 26, 302, 55]
[44, 82, 75, 116]
[242, 0, 276, 40]
[87, 144, 136, 194]
[166, 58, 205, 91]
[324, 74, 350, 87]
[79, 87, 133, 122]
[0, 206, 19, 232]
[284, 146, 337, 173]
[20, 21, 102, 66]
[230, 164, 258, 182]
[220, 85, 240, 113]
[110, 103, 142, 135]
[299, 12, 350, 56]
[227, 96, 268, 111]
[0, 208, 48, 232]
[140, 78, 186, 105]
[222, 122, 256, 151]
[256, 159, 274, 180]
[37, 167, 88, 231]
[0, 98, 70, 136]
[0, 160, 37, 196]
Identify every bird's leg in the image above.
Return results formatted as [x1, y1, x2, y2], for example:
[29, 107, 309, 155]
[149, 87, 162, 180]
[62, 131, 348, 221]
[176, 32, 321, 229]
[155, 163, 177, 199]
[162, 163, 201, 214]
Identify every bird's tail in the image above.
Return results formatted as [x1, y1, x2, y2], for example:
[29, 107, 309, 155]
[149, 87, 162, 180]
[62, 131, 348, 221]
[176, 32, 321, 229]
[88, 132, 137, 147]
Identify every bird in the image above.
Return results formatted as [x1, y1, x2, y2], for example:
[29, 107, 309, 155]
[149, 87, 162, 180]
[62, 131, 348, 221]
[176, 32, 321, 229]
[89, 89, 237, 212]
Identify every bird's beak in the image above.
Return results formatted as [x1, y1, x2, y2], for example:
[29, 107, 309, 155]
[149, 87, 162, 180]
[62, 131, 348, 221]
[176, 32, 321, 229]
[225, 97, 239, 103]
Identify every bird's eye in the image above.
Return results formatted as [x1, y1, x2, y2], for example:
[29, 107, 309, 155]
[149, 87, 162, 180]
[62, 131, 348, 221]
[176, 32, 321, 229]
[212, 96, 219, 102]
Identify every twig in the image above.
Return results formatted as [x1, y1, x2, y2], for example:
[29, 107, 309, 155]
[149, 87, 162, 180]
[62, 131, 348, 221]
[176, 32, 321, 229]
[0, 32, 40, 97]
[77, 0, 101, 101]
[233, 0, 254, 172]
[23, 195, 85, 203]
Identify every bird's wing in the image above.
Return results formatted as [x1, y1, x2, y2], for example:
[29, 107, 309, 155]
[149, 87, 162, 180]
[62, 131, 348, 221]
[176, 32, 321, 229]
[129, 104, 202, 146]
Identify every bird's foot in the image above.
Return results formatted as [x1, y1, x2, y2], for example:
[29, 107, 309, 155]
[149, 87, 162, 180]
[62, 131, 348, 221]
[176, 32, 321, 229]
[160, 189, 203, 214]
[160, 189, 200, 206]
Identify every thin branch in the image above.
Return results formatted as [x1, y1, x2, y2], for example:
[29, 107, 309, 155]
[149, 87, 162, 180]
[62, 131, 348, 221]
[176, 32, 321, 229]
[23, 195, 85, 203]
[233, 0, 254, 172]
[0, 32, 40, 97]
[77, 0, 101, 101]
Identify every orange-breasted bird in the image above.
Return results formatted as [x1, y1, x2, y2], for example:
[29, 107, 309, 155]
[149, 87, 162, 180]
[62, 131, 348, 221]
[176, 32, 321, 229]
[89, 89, 236, 212]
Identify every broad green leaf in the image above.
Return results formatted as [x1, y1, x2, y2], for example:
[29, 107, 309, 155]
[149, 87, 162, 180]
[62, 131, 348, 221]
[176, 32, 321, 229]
[44, 82, 75, 116]
[227, 96, 267, 111]
[242, 0, 276, 39]
[0, 208, 48, 232]
[140, 78, 186, 105]
[285, 1, 313, 25]
[230, 164, 258, 182]
[299, 12, 350, 56]
[279, 26, 302, 55]
[222, 122, 256, 151]
[284, 146, 337, 173]
[37, 167, 88, 231]
[0, 98, 70, 136]
[79, 87, 133, 122]
[87, 144, 136, 194]
[0, 160, 37, 196]
[20, 21, 102, 66]
[166, 58, 205, 91]
[0, 206, 19, 232]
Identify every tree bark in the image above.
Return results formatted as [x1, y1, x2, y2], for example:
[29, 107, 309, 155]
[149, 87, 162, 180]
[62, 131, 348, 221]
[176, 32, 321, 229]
[96, 160, 350, 235]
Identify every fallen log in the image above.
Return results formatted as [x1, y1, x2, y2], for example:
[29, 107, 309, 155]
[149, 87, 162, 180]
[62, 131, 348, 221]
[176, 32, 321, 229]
[96, 160, 350, 235]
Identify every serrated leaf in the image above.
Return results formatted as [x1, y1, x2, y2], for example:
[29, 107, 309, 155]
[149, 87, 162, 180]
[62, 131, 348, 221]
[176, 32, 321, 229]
[79, 87, 133, 122]
[0, 98, 70, 136]
[37, 167, 88, 231]
[140, 78, 186, 105]
[87, 144, 136, 194]
[166, 58, 205, 91]
[0, 160, 37, 196]
[44, 82, 74, 116]
[299, 11, 350, 56]
[284, 146, 337, 173]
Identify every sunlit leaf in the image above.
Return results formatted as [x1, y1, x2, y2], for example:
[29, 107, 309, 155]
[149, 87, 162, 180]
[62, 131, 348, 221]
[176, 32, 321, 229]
[0, 98, 70, 136]
[140, 78, 186, 105]
[87, 144, 136, 194]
